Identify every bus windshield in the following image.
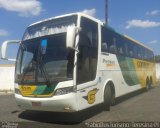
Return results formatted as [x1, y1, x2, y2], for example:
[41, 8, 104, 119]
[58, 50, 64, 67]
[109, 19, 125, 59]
[15, 15, 77, 85]
[15, 33, 74, 85]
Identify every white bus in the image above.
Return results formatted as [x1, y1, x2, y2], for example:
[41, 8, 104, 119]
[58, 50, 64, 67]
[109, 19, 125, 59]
[1, 13, 156, 112]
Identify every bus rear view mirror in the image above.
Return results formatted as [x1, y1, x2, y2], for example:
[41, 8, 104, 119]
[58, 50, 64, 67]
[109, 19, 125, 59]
[1, 40, 20, 61]
[66, 26, 79, 49]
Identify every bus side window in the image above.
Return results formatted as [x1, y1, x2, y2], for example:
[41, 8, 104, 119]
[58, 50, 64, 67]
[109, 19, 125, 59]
[119, 47, 123, 54]
[109, 44, 117, 53]
[123, 42, 128, 57]
[117, 39, 125, 55]
[129, 50, 133, 57]
[102, 42, 108, 52]
[109, 38, 117, 54]
[101, 26, 109, 53]
[139, 47, 144, 59]
[128, 45, 133, 57]
[101, 26, 121, 54]
[144, 49, 148, 60]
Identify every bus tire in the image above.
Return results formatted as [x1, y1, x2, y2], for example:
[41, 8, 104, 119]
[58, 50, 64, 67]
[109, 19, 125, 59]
[111, 93, 116, 106]
[103, 85, 111, 111]
[146, 77, 150, 91]
[150, 76, 152, 88]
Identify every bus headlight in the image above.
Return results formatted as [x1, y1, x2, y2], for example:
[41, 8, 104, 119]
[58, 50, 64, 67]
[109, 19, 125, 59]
[54, 86, 76, 96]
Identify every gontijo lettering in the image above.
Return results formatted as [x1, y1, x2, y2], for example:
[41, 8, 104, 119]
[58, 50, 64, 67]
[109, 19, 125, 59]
[137, 61, 149, 68]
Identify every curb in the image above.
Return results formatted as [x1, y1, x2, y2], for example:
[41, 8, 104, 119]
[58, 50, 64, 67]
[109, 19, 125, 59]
[0, 90, 14, 95]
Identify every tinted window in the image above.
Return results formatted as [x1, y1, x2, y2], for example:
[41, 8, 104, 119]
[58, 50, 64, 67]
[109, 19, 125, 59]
[101, 26, 117, 54]
[101, 26, 154, 62]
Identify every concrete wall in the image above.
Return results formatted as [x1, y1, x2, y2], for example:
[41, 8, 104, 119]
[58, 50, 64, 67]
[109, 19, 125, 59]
[0, 65, 15, 91]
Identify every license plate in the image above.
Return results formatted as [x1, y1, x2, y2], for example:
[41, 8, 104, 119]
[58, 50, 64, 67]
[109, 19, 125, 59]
[32, 102, 41, 107]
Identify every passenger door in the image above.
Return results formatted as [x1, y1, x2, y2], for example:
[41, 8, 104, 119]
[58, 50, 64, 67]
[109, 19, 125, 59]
[76, 17, 100, 110]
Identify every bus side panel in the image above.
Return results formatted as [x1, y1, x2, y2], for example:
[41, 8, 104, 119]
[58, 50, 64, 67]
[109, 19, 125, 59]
[100, 53, 142, 98]
[133, 59, 157, 87]
[76, 80, 104, 111]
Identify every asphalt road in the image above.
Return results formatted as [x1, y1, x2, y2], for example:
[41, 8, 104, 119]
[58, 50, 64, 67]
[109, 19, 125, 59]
[0, 85, 160, 128]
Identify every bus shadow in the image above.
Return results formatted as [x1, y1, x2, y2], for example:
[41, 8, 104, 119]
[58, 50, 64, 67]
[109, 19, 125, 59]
[18, 104, 104, 124]
[115, 88, 147, 105]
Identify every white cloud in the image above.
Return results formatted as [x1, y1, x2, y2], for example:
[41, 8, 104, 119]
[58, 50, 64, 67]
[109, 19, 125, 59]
[146, 10, 160, 16]
[81, 9, 96, 17]
[0, 0, 42, 17]
[0, 29, 9, 36]
[148, 40, 159, 44]
[125, 19, 160, 29]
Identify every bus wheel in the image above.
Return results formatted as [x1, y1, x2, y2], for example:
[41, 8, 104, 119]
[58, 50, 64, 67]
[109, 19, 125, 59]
[146, 77, 150, 91]
[111, 93, 116, 106]
[103, 85, 111, 111]
[149, 77, 152, 88]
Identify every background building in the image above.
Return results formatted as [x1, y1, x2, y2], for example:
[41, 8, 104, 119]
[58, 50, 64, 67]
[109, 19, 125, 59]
[0, 64, 15, 92]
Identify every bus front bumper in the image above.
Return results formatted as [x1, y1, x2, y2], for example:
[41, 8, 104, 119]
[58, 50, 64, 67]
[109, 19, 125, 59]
[15, 93, 78, 112]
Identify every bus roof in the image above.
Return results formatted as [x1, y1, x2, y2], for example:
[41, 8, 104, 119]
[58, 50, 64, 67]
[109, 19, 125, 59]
[29, 12, 103, 27]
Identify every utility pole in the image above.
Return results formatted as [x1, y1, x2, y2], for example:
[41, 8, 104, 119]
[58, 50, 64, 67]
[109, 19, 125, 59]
[105, 0, 108, 25]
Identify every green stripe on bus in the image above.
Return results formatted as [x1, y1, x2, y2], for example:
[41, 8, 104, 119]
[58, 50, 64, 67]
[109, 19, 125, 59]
[42, 83, 58, 95]
[32, 82, 58, 95]
[117, 55, 139, 86]
[33, 85, 46, 95]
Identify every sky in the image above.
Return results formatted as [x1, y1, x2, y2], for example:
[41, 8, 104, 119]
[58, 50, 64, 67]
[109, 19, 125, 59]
[0, 0, 160, 64]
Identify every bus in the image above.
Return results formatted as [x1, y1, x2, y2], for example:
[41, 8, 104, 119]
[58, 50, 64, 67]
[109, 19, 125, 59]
[1, 13, 157, 112]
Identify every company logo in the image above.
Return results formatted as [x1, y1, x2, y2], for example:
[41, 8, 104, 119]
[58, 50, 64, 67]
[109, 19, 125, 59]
[103, 59, 116, 67]
[83, 88, 99, 104]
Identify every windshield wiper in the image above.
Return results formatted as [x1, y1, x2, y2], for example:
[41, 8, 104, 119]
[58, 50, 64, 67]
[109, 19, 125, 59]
[37, 42, 52, 87]
[20, 57, 51, 86]
[38, 57, 52, 86]
[20, 43, 51, 86]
